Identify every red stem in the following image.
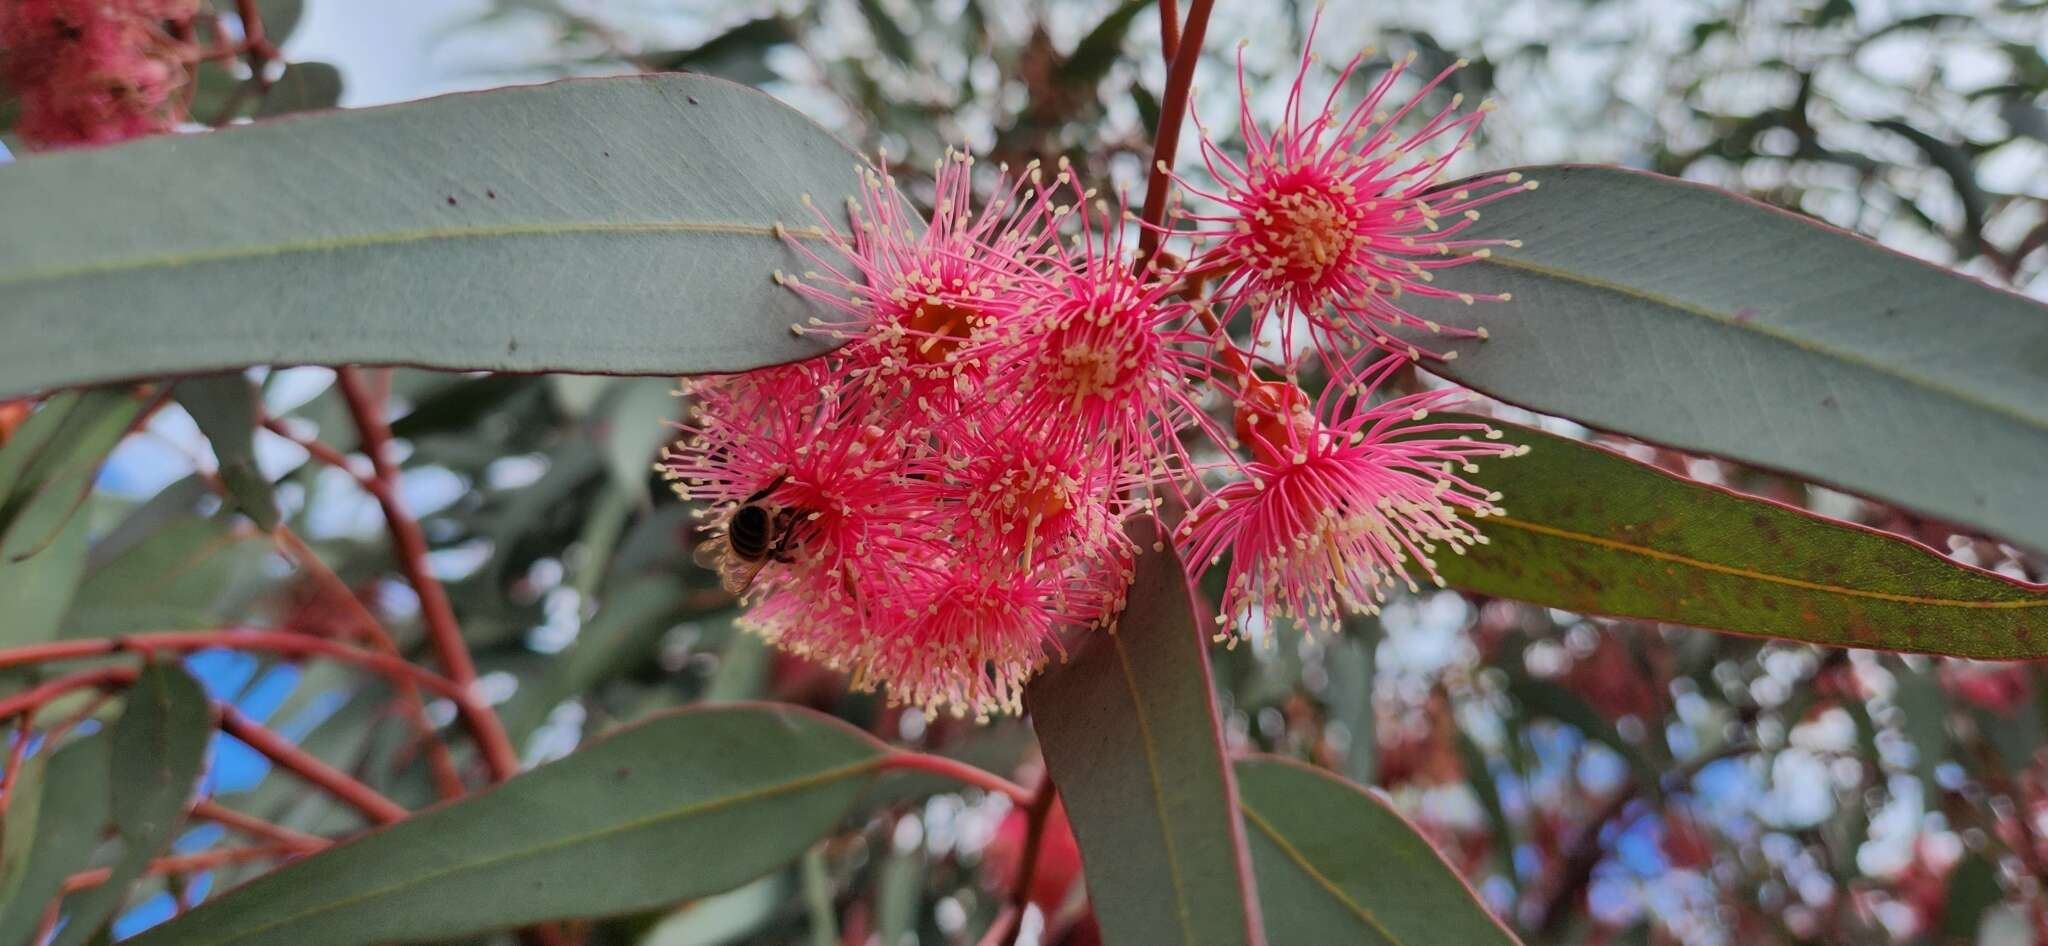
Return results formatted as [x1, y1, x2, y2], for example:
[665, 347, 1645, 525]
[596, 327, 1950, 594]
[1135, 0, 1215, 264]
[272, 525, 469, 798]
[62, 843, 302, 894]
[0, 715, 33, 805]
[880, 752, 1033, 805]
[1004, 776, 1058, 946]
[334, 369, 518, 783]
[0, 630, 467, 699]
[191, 799, 330, 853]
[221, 704, 408, 825]
[0, 630, 505, 794]
[0, 666, 140, 722]
[1158, 0, 1181, 62]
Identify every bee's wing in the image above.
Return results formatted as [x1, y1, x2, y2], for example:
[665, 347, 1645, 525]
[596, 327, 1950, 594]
[718, 554, 771, 596]
[691, 534, 731, 572]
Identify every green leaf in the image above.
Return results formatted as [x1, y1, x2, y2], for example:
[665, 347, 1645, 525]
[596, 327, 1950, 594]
[1026, 521, 1262, 946]
[0, 75, 859, 398]
[856, 0, 915, 64]
[1404, 165, 2048, 552]
[0, 734, 110, 946]
[598, 378, 679, 506]
[1505, 677, 1662, 802]
[176, 372, 279, 529]
[1943, 853, 2002, 943]
[51, 662, 212, 946]
[639, 17, 798, 86]
[1058, 0, 1154, 88]
[0, 503, 90, 646]
[62, 515, 271, 634]
[0, 389, 141, 562]
[0, 742, 50, 912]
[1236, 757, 1523, 946]
[251, 0, 305, 44]
[641, 872, 788, 946]
[256, 62, 343, 118]
[1434, 418, 2048, 659]
[128, 705, 888, 946]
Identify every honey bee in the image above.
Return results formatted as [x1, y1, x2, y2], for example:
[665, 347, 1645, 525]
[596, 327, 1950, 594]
[693, 474, 802, 595]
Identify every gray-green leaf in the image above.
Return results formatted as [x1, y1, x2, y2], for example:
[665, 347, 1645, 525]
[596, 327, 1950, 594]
[1237, 757, 1523, 945]
[127, 705, 888, 946]
[0, 75, 859, 398]
[1404, 165, 2048, 552]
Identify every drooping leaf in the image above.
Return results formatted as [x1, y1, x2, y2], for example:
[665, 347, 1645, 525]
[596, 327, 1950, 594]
[856, 0, 916, 64]
[176, 372, 279, 529]
[0, 389, 142, 561]
[598, 378, 680, 506]
[1235, 757, 1523, 946]
[0, 734, 111, 945]
[1505, 676, 1662, 802]
[0, 503, 89, 646]
[61, 515, 271, 635]
[1059, 0, 1155, 89]
[51, 662, 212, 946]
[128, 705, 889, 946]
[0, 741, 50, 912]
[0, 75, 859, 398]
[250, 0, 304, 44]
[256, 62, 344, 118]
[1434, 418, 2048, 659]
[1026, 522, 1263, 946]
[640, 872, 789, 946]
[1403, 165, 2048, 552]
[639, 17, 798, 86]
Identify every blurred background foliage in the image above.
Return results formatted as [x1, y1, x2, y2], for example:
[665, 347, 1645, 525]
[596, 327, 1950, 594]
[4, 1, 2046, 944]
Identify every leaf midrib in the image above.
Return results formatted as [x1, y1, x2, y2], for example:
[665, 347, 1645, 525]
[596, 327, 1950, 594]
[1239, 802, 1398, 944]
[1485, 514, 2048, 609]
[0, 221, 830, 290]
[1477, 254, 2048, 435]
[166, 755, 884, 946]
[1110, 630, 1201, 946]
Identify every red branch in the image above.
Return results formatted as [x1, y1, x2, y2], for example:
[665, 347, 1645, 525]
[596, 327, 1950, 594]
[62, 843, 302, 895]
[1004, 776, 1059, 946]
[0, 665, 140, 721]
[1135, 0, 1215, 263]
[191, 799, 330, 854]
[335, 369, 518, 783]
[880, 752, 1033, 805]
[272, 525, 468, 798]
[220, 704, 408, 825]
[1158, 0, 1181, 62]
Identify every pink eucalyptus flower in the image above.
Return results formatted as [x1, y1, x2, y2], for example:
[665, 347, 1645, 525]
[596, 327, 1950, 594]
[777, 150, 1062, 415]
[1178, 355, 1525, 635]
[970, 178, 1234, 498]
[1176, 13, 1535, 360]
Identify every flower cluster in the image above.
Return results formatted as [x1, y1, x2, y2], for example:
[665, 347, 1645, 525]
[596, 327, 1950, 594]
[0, 0, 197, 150]
[665, 22, 1530, 717]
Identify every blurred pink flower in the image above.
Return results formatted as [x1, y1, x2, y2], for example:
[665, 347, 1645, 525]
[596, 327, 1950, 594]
[1, 0, 195, 150]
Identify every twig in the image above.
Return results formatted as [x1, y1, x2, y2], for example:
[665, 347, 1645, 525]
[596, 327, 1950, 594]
[1158, 0, 1181, 62]
[220, 704, 408, 825]
[1135, 0, 1215, 263]
[0, 666, 140, 722]
[190, 798, 330, 853]
[334, 369, 518, 783]
[880, 752, 1034, 805]
[61, 843, 302, 894]
[1004, 777, 1058, 946]
[273, 525, 468, 798]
